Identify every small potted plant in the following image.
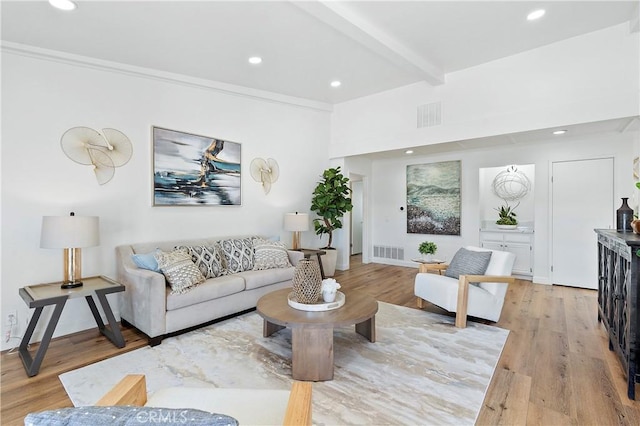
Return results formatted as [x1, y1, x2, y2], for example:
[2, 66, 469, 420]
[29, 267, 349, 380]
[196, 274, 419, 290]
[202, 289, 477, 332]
[418, 241, 437, 262]
[496, 202, 518, 229]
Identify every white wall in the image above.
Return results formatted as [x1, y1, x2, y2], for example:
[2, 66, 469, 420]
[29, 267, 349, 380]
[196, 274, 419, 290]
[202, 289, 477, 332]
[331, 23, 639, 158]
[368, 131, 637, 284]
[1, 50, 330, 350]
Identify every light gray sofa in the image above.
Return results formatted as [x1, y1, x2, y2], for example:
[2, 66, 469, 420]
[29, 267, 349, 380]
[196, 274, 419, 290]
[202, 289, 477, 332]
[116, 237, 303, 346]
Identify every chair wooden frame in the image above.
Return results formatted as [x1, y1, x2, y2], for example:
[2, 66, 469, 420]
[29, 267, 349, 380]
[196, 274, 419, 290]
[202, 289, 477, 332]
[96, 374, 313, 426]
[416, 274, 515, 328]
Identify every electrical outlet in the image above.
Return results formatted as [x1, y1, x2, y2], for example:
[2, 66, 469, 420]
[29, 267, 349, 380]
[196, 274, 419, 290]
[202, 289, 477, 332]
[6, 310, 17, 327]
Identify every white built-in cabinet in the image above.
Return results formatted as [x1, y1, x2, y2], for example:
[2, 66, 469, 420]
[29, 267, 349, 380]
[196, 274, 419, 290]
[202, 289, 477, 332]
[480, 231, 533, 277]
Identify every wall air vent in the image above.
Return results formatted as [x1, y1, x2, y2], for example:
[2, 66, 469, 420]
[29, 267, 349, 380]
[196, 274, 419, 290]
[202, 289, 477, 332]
[373, 245, 405, 260]
[417, 102, 442, 128]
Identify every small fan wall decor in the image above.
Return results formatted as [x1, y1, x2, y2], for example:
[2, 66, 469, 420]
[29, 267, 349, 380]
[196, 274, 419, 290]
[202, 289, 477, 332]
[61, 127, 133, 185]
[250, 158, 279, 194]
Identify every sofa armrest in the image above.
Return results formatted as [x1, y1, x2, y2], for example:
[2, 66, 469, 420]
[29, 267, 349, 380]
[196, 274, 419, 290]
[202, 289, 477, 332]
[116, 245, 168, 338]
[288, 250, 304, 266]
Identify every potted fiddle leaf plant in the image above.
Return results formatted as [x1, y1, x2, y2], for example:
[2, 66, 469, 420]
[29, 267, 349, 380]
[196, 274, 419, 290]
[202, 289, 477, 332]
[310, 167, 353, 276]
[418, 241, 437, 262]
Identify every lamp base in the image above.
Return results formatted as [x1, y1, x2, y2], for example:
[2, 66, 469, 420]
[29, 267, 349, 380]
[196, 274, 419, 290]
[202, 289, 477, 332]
[61, 280, 83, 289]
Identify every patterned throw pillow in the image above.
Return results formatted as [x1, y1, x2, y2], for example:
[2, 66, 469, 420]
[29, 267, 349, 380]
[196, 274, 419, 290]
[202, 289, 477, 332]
[444, 248, 492, 283]
[218, 238, 254, 274]
[155, 248, 205, 294]
[176, 245, 225, 278]
[252, 238, 292, 270]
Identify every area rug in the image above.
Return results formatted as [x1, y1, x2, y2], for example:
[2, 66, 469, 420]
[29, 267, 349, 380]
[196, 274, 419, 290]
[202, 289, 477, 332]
[60, 302, 508, 425]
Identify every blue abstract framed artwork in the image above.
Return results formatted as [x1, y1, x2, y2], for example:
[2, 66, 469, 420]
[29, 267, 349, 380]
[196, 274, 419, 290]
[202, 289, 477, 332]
[406, 160, 461, 235]
[153, 127, 241, 206]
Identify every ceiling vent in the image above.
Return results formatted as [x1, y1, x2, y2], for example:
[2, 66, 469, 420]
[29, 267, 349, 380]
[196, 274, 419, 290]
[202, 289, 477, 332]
[417, 102, 442, 128]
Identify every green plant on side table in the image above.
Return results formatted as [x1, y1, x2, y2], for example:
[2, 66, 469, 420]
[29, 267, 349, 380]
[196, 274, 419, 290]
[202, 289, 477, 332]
[418, 241, 437, 261]
[310, 167, 353, 276]
[495, 202, 518, 227]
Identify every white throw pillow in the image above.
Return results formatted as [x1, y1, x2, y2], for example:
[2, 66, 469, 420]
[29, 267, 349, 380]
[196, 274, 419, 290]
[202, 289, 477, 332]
[252, 238, 292, 270]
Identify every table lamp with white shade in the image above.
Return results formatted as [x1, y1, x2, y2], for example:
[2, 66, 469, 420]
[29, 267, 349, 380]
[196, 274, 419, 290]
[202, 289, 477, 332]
[284, 212, 309, 250]
[40, 212, 99, 289]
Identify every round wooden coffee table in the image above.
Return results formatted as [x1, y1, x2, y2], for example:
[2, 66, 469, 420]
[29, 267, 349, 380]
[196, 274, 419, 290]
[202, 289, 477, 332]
[256, 288, 378, 381]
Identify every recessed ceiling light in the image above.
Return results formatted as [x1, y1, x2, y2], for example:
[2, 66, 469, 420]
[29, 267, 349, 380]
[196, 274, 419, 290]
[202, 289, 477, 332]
[330, 81, 341, 88]
[527, 9, 545, 21]
[405, 150, 414, 154]
[49, 0, 76, 11]
[248, 57, 262, 65]
[553, 130, 567, 135]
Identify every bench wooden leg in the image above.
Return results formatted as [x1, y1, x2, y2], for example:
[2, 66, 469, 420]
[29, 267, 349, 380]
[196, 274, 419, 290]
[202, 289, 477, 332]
[416, 296, 425, 309]
[455, 276, 470, 328]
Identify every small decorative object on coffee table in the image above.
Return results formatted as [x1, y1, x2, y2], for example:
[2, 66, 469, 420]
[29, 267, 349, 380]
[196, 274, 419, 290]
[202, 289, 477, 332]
[291, 258, 322, 303]
[321, 278, 341, 302]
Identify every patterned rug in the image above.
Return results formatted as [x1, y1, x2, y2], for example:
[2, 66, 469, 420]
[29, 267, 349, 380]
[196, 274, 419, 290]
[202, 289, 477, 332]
[60, 302, 508, 425]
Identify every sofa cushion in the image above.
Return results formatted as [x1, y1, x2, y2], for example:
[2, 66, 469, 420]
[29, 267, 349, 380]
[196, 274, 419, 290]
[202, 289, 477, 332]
[24, 406, 238, 426]
[177, 244, 226, 278]
[239, 268, 295, 291]
[131, 249, 161, 273]
[252, 239, 292, 270]
[444, 248, 492, 280]
[155, 248, 205, 295]
[219, 238, 254, 273]
[166, 275, 246, 311]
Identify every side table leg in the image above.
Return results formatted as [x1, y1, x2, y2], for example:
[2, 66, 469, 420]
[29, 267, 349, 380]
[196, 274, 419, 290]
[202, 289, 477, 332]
[87, 290, 125, 348]
[19, 299, 67, 377]
[315, 253, 326, 279]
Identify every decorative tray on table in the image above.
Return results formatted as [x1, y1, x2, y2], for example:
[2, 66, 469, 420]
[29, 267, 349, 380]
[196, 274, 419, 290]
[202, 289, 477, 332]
[287, 291, 345, 312]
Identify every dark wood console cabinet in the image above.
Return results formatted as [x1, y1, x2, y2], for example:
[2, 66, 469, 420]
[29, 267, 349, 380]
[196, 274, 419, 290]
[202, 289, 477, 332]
[595, 229, 640, 399]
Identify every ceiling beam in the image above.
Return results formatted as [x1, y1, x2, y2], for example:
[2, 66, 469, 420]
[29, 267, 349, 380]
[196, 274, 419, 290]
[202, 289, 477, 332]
[292, 1, 445, 86]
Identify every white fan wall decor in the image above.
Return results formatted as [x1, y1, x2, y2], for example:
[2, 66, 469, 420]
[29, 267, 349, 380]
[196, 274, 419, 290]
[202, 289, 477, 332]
[60, 127, 133, 185]
[250, 158, 279, 194]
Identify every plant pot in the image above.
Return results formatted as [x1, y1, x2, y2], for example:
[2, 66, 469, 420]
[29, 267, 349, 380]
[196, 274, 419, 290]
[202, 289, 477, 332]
[496, 224, 517, 230]
[632, 219, 640, 235]
[422, 254, 434, 262]
[320, 248, 337, 277]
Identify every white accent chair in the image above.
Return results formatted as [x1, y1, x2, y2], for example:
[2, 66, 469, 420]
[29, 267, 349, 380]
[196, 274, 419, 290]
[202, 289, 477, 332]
[414, 246, 516, 328]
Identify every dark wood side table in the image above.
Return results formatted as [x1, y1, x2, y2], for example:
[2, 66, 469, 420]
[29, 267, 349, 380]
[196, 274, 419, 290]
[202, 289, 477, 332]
[297, 249, 327, 279]
[18, 275, 126, 377]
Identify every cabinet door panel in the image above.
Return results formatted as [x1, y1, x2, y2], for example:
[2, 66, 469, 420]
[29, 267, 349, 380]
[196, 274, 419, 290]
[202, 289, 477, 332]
[504, 242, 532, 275]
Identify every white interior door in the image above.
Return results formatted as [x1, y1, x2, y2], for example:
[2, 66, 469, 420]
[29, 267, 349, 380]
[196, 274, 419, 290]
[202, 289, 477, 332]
[551, 158, 614, 289]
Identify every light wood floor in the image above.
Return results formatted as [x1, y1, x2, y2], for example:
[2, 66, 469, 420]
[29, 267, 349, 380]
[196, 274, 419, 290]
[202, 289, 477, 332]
[2, 256, 640, 425]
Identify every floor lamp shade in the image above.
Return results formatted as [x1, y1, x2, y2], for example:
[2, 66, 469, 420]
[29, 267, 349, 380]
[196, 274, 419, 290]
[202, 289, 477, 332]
[40, 213, 99, 288]
[284, 212, 309, 250]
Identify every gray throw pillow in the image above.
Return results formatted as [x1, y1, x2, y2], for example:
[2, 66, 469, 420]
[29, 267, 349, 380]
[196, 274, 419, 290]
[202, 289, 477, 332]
[24, 406, 238, 425]
[444, 248, 492, 280]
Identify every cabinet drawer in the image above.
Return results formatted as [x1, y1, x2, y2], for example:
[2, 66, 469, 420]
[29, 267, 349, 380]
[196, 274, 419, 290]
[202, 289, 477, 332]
[479, 232, 503, 242]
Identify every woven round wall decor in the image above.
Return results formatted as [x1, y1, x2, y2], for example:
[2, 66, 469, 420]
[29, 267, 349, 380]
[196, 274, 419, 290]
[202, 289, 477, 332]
[292, 259, 322, 304]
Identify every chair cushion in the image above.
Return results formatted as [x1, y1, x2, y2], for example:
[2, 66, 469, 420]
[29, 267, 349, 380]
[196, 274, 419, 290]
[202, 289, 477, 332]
[166, 275, 246, 311]
[24, 406, 238, 426]
[444, 247, 492, 280]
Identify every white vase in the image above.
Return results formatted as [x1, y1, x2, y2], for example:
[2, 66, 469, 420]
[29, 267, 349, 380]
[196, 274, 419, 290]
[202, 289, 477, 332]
[322, 290, 337, 303]
[422, 253, 434, 262]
